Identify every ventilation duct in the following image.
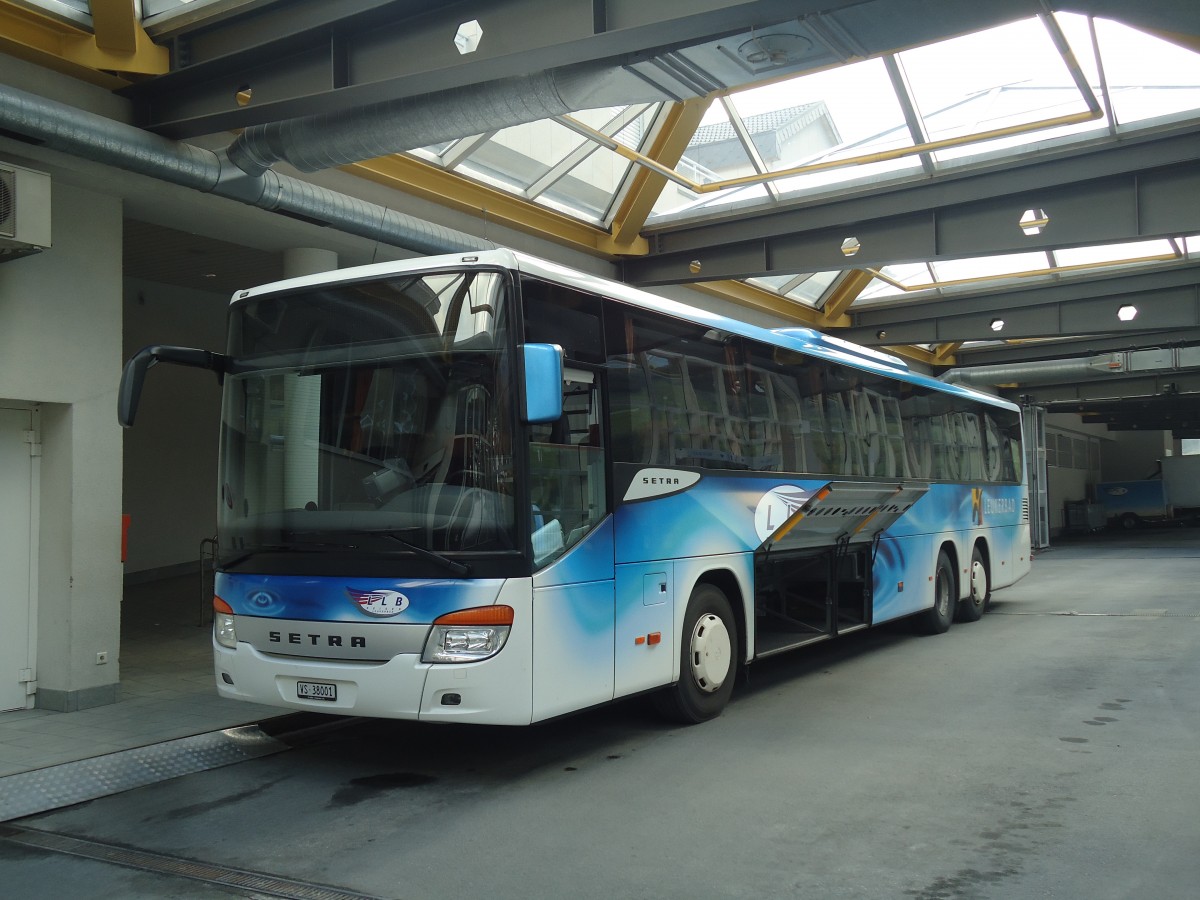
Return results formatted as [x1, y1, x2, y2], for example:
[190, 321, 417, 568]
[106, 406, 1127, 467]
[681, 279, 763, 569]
[227, 61, 693, 177]
[221, 22, 831, 178]
[941, 349, 1200, 387]
[0, 84, 490, 256]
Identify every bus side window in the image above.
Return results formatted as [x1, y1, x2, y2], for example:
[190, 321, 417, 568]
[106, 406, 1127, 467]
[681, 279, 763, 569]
[607, 361, 653, 464]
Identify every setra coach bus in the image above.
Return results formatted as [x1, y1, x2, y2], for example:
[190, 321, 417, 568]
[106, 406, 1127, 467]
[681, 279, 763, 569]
[119, 249, 1030, 725]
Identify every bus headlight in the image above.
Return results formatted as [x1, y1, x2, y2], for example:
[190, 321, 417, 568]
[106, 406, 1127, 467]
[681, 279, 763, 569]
[213, 596, 238, 649]
[422, 605, 513, 663]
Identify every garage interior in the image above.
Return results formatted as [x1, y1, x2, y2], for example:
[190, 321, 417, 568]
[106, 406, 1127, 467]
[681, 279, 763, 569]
[0, 0, 1198, 871]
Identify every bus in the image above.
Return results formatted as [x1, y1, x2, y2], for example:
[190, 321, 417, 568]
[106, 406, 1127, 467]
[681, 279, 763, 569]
[119, 249, 1030, 725]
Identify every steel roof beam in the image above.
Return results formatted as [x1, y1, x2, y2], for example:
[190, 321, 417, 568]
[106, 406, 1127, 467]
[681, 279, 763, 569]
[123, 0, 848, 138]
[840, 264, 1200, 345]
[624, 126, 1200, 284]
[957, 328, 1200, 366]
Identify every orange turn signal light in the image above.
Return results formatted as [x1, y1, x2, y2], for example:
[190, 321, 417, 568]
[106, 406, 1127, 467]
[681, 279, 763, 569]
[213, 596, 233, 614]
[433, 605, 514, 626]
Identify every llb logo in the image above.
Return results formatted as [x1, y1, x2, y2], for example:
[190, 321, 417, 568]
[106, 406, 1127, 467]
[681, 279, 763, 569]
[754, 486, 813, 542]
[346, 588, 410, 617]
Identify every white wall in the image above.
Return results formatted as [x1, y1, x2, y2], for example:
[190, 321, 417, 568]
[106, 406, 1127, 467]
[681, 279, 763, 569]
[122, 278, 227, 575]
[1100, 428, 1169, 482]
[0, 181, 124, 709]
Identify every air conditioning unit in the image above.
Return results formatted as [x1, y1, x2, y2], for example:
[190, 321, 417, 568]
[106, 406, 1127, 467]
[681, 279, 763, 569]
[0, 161, 51, 262]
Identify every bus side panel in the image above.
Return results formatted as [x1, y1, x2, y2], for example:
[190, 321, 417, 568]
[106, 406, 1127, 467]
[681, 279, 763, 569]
[872, 532, 935, 623]
[614, 561, 675, 698]
[530, 519, 616, 723]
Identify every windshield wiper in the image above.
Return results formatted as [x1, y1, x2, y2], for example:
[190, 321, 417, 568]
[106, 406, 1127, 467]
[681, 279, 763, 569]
[365, 530, 471, 577]
[285, 528, 470, 577]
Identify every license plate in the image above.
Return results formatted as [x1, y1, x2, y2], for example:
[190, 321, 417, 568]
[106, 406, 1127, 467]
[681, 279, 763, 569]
[296, 680, 337, 702]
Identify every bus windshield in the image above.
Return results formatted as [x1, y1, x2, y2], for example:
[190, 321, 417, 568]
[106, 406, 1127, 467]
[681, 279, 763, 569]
[217, 270, 518, 568]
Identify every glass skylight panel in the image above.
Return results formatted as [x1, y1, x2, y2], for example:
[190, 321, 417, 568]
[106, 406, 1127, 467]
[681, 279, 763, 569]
[457, 118, 591, 192]
[1093, 18, 1200, 125]
[790, 270, 840, 305]
[745, 271, 840, 307]
[900, 18, 1094, 146]
[650, 58, 916, 219]
[537, 144, 635, 223]
[931, 251, 1055, 284]
[855, 264, 933, 303]
[407, 105, 659, 224]
[1052, 239, 1178, 268]
[930, 86, 1105, 162]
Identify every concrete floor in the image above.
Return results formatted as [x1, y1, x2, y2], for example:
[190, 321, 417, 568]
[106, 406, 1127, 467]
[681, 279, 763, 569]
[0, 574, 281, 779]
[1, 529, 1198, 899]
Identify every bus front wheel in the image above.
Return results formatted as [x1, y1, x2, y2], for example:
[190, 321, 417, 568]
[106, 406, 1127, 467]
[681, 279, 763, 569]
[915, 550, 956, 635]
[653, 583, 737, 724]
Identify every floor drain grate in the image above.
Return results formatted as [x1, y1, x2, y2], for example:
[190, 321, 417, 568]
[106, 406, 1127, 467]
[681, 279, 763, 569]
[0, 824, 385, 900]
[0, 725, 288, 822]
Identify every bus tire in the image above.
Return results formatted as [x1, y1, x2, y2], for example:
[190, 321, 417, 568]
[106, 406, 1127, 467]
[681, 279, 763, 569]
[915, 550, 956, 635]
[956, 545, 989, 623]
[653, 583, 737, 724]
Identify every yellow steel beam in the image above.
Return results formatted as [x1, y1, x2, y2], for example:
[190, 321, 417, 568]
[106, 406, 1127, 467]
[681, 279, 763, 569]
[90, 0, 138, 53]
[0, 0, 166, 80]
[608, 97, 711, 251]
[818, 269, 874, 324]
[687, 279, 941, 368]
[933, 341, 962, 363]
[688, 279, 846, 328]
[347, 154, 648, 257]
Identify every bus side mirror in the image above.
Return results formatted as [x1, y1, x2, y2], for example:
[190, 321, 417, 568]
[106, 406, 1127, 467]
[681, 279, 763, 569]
[118, 345, 228, 427]
[520, 343, 563, 424]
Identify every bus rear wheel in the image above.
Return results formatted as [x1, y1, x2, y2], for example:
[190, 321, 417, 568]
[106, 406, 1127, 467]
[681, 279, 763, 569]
[915, 549, 956, 635]
[653, 583, 737, 724]
[956, 545, 989, 623]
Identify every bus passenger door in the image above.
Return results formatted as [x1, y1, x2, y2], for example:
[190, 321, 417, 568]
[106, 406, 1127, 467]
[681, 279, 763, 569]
[529, 369, 615, 721]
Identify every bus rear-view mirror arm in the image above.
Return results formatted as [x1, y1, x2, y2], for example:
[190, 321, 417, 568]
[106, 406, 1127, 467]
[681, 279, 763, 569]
[118, 344, 228, 427]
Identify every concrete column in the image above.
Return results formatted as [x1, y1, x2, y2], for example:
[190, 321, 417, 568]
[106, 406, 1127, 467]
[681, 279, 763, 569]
[282, 249, 338, 509]
[283, 247, 338, 278]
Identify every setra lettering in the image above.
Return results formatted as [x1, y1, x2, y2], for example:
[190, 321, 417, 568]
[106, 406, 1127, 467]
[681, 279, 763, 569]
[266, 631, 364, 648]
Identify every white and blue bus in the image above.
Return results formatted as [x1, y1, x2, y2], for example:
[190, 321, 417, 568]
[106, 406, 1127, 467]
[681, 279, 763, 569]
[119, 249, 1030, 725]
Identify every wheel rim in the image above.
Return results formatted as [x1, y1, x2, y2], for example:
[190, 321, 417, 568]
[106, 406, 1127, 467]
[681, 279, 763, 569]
[936, 569, 951, 618]
[970, 559, 988, 604]
[689, 613, 732, 693]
